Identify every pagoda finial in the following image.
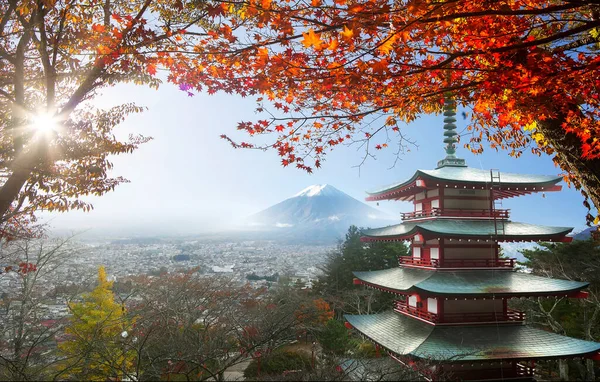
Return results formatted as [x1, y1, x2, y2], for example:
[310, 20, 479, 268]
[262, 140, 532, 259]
[437, 93, 466, 168]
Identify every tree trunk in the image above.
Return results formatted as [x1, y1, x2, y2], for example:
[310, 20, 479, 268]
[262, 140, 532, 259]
[0, 149, 39, 224]
[559, 359, 569, 381]
[538, 117, 600, 224]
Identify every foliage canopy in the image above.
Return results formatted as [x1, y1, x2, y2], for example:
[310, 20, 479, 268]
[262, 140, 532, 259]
[3, 0, 600, 235]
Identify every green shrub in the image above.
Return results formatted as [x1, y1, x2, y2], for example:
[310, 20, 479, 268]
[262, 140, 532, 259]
[316, 319, 350, 355]
[244, 350, 313, 378]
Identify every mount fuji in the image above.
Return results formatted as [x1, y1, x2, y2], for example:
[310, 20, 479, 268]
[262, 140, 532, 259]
[244, 184, 393, 242]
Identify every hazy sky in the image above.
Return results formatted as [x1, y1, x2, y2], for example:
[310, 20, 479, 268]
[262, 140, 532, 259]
[42, 79, 593, 237]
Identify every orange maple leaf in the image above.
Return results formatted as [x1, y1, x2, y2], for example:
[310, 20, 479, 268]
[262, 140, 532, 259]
[302, 29, 322, 49]
[340, 25, 353, 39]
[92, 24, 105, 33]
[327, 38, 339, 51]
[147, 64, 157, 75]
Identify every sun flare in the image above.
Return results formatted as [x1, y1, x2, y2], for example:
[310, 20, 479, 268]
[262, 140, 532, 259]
[31, 111, 59, 134]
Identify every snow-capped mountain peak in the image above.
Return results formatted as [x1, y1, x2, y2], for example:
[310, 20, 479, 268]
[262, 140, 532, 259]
[293, 184, 333, 197]
[244, 184, 394, 242]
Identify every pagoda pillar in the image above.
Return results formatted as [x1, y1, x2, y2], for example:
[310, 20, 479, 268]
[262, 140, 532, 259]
[439, 238, 445, 266]
[559, 359, 569, 380]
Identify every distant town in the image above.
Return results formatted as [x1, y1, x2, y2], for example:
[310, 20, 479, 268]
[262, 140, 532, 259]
[0, 236, 333, 322]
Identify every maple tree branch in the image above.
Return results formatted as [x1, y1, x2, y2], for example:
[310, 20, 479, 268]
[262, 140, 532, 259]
[61, 0, 154, 117]
[471, 20, 600, 55]
[418, 3, 589, 23]
[103, 0, 111, 28]
[554, 34, 600, 51]
[35, 0, 56, 108]
[11, 1, 35, 152]
[52, 6, 69, 68]
[0, 1, 15, 40]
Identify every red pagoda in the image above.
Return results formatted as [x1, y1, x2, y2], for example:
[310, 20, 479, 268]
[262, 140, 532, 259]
[345, 97, 600, 381]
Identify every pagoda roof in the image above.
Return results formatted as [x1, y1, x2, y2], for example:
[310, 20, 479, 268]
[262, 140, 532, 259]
[345, 312, 600, 361]
[353, 267, 588, 297]
[366, 167, 561, 201]
[361, 220, 572, 242]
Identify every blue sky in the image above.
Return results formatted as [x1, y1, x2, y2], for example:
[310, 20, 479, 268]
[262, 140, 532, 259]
[43, 80, 592, 237]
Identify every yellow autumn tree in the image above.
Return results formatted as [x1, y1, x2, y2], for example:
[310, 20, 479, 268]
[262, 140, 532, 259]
[58, 266, 135, 381]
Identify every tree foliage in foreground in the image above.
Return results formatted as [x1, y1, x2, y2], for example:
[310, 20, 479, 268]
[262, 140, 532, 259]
[2, 0, 600, 238]
[192, 0, 600, 223]
[0, 0, 248, 236]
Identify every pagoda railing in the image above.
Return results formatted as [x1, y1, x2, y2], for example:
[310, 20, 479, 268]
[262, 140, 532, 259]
[398, 256, 517, 268]
[399, 257, 516, 268]
[394, 300, 438, 323]
[441, 258, 515, 268]
[450, 364, 533, 380]
[442, 308, 526, 324]
[395, 300, 525, 324]
[398, 257, 439, 267]
[516, 363, 535, 377]
[401, 208, 510, 220]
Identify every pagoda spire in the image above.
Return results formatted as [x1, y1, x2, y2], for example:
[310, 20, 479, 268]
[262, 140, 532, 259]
[437, 93, 466, 168]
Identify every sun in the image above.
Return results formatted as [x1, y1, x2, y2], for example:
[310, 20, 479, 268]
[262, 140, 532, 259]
[31, 111, 59, 134]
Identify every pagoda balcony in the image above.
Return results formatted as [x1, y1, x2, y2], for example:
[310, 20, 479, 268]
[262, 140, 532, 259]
[394, 300, 526, 325]
[401, 208, 510, 221]
[399, 257, 516, 269]
[448, 363, 534, 380]
[394, 300, 438, 323]
[442, 309, 526, 324]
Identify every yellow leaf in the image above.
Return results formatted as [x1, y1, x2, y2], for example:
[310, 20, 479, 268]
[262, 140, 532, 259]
[378, 34, 398, 55]
[524, 121, 537, 131]
[302, 29, 322, 48]
[340, 25, 354, 39]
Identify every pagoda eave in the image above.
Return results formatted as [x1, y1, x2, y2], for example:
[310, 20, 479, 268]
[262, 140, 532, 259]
[365, 169, 563, 202]
[360, 220, 573, 243]
[352, 268, 589, 297]
[365, 177, 425, 202]
[361, 233, 573, 243]
[354, 278, 587, 299]
[345, 312, 600, 362]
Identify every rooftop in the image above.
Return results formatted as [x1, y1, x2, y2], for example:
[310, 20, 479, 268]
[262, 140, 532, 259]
[365, 167, 562, 201]
[353, 267, 588, 297]
[361, 220, 573, 242]
[345, 312, 600, 361]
